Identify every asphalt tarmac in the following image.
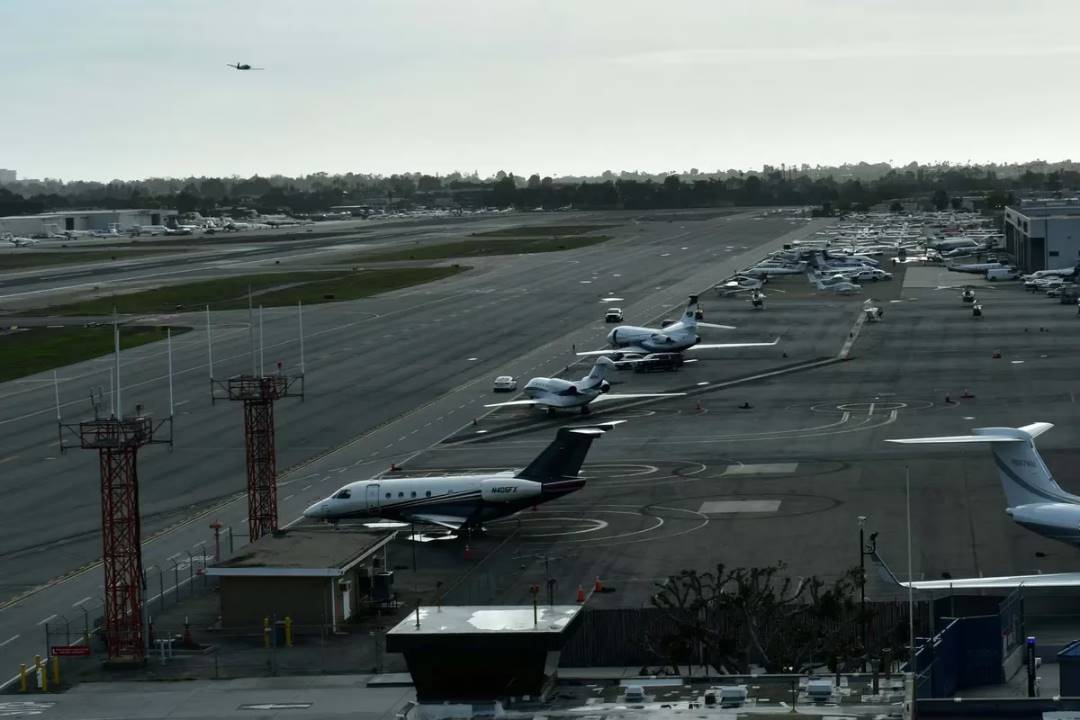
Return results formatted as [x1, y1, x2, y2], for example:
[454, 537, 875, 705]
[0, 209, 818, 682]
[370, 269, 1080, 612]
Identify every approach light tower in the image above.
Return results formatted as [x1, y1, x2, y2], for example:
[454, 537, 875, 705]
[210, 299, 305, 543]
[58, 321, 175, 666]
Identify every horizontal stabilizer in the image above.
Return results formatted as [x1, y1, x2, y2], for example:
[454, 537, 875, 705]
[902, 572, 1080, 590]
[695, 321, 736, 330]
[887, 422, 1053, 445]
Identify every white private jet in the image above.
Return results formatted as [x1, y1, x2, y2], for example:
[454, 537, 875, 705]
[303, 422, 621, 531]
[579, 295, 779, 356]
[484, 357, 684, 414]
[3, 233, 39, 247]
[886, 422, 1080, 589]
[807, 271, 861, 294]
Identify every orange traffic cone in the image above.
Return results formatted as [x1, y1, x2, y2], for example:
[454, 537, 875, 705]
[594, 576, 603, 593]
[576, 585, 586, 603]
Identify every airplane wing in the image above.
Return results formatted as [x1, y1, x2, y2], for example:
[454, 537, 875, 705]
[576, 346, 651, 357]
[901, 572, 1080, 590]
[687, 338, 780, 351]
[695, 321, 737, 330]
[484, 399, 544, 408]
[402, 513, 465, 531]
[591, 392, 686, 403]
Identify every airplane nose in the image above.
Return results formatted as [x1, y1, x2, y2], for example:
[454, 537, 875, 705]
[303, 501, 325, 519]
[606, 328, 618, 345]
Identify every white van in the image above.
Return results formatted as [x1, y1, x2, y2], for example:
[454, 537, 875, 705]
[986, 268, 1018, 281]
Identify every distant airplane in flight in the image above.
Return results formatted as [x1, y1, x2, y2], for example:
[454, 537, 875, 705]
[227, 62, 264, 71]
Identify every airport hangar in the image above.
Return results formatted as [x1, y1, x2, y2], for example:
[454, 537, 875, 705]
[0, 207, 176, 236]
[1004, 202, 1080, 272]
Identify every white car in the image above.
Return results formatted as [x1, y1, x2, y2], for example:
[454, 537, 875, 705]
[850, 268, 893, 282]
[492, 376, 517, 392]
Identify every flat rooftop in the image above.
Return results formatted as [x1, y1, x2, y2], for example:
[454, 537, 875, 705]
[388, 605, 582, 635]
[207, 528, 394, 577]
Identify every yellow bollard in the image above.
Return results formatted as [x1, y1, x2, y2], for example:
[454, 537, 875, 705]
[19, 664, 27, 693]
[51, 656, 60, 688]
[263, 617, 270, 648]
[284, 616, 293, 648]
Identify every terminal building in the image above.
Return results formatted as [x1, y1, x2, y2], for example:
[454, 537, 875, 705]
[0, 208, 177, 237]
[1004, 204, 1080, 272]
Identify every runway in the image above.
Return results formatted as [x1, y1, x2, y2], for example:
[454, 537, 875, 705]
[0, 209, 820, 679]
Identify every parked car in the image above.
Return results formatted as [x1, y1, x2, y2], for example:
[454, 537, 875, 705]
[492, 375, 517, 392]
[604, 308, 623, 323]
[612, 352, 644, 370]
[851, 268, 893, 282]
[634, 352, 684, 373]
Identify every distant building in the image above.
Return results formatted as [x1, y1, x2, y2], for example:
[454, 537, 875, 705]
[1004, 204, 1080, 272]
[0, 208, 177, 237]
[0, 169, 15, 184]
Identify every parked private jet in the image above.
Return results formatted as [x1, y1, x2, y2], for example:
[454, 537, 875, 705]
[2, 233, 38, 247]
[807, 271, 861, 294]
[885, 422, 1080, 589]
[303, 422, 621, 530]
[579, 295, 778, 356]
[485, 357, 683, 414]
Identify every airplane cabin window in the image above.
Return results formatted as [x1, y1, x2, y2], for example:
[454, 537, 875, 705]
[385, 492, 391, 499]
[426, 491, 431, 497]
[411, 491, 417, 498]
[398, 492, 404, 498]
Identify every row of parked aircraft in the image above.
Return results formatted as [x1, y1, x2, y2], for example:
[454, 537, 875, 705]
[305, 296, 782, 530]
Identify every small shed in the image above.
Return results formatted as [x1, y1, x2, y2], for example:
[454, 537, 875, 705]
[206, 528, 396, 631]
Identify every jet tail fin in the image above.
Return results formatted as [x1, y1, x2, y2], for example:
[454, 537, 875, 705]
[515, 421, 622, 483]
[680, 295, 700, 326]
[887, 422, 1071, 508]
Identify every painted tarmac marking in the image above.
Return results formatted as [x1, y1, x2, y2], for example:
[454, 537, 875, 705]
[72, 596, 91, 607]
[0, 635, 19, 648]
[721, 463, 798, 476]
[35, 615, 56, 626]
[699, 500, 782, 514]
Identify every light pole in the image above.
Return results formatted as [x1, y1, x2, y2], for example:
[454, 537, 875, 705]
[906, 466, 917, 719]
[858, 515, 867, 670]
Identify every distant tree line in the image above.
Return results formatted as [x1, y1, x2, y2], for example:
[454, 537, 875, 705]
[2, 161, 1077, 217]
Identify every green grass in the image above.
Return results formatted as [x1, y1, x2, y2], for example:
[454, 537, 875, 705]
[470, 224, 617, 238]
[0, 325, 189, 383]
[345, 235, 611, 262]
[0, 249, 187, 271]
[29, 266, 468, 316]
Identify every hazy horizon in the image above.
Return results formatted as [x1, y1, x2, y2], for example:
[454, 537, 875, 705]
[3, 0, 1079, 181]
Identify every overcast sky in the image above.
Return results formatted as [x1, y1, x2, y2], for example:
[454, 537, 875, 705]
[3, 0, 1079, 181]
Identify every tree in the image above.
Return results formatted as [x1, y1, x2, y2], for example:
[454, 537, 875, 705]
[931, 188, 949, 211]
[527, 174, 541, 190]
[648, 563, 871, 675]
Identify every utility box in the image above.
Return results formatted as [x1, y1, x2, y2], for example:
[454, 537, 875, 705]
[1058, 640, 1080, 695]
[805, 679, 834, 703]
[717, 685, 748, 707]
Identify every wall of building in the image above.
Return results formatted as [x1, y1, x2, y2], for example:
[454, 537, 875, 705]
[1004, 208, 1080, 272]
[219, 576, 332, 629]
[0, 209, 176, 237]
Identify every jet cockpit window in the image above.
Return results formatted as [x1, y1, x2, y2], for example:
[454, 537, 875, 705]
[333, 488, 351, 499]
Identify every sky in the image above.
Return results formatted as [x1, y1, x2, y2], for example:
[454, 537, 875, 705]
[2, 0, 1080, 181]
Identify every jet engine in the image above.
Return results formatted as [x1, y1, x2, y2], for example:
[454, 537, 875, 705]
[599, 381, 611, 393]
[480, 478, 542, 502]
